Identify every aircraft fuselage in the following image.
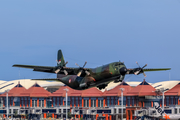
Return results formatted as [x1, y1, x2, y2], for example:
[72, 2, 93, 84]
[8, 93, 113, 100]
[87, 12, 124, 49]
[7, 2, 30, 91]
[57, 62, 127, 90]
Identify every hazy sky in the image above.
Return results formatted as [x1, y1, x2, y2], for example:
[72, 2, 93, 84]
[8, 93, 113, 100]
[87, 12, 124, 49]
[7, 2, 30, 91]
[0, 0, 180, 83]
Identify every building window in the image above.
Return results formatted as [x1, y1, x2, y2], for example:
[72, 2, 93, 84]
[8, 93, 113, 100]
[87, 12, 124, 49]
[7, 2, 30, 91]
[136, 97, 138, 106]
[91, 98, 96, 107]
[72, 97, 74, 107]
[98, 99, 103, 107]
[84, 99, 89, 107]
[75, 97, 78, 107]
[175, 97, 178, 105]
[57, 97, 59, 107]
[132, 97, 134, 106]
[25, 97, 27, 107]
[11, 97, 13, 106]
[166, 97, 169, 106]
[61, 97, 63, 105]
[32, 100, 34, 107]
[107, 97, 110, 106]
[79, 97, 82, 107]
[111, 97, 114, 105]
[115, 97, 118, 105]
[127, 97, 130, 106]
[170, 97, 173, 105]
[175, 108, 177, 114]
[21, 97, 23, 107]
[14, 97, 20, 107]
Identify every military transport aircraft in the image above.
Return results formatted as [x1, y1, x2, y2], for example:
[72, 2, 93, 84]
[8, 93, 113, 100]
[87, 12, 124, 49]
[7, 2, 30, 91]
[13, 50, 170, 90]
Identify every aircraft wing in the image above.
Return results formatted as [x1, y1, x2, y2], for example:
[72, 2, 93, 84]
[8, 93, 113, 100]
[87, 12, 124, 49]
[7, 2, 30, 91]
[13, 64, 91, 75]
[143, 68, 171, 71]
[31, 78, 61, 82]
[13, 64, 56, 73]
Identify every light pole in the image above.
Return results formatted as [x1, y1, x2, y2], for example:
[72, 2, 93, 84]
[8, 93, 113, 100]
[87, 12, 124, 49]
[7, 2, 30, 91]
[64, 88, 69, 120]
[160, 88, 169, 111]
[6, 89, 10, 119]
[120, 88, 124, 120]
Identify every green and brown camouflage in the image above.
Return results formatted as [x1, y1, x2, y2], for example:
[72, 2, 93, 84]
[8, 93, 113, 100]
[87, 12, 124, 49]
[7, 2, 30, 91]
[13, 49, 171, 90]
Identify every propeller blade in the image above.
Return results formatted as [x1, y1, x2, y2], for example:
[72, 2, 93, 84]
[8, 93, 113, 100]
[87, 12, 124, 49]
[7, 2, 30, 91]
[75, 63, 80, 67]
[55, 69, 61, 74]
[63, 70, 68, 75]
[85, 70, 90, 76]
[77, 70, 83, 77]
[143, 72, 147, 77]
[83, 61, 87, 68]
[142, 64, 147, 69]
[136, 62, 140, 67]
[64, 61, 68, 66]
[134, 70, 140, 75]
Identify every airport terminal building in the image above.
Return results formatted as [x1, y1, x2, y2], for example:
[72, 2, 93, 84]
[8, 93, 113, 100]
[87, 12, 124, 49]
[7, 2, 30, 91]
[0, 79, 179, 120]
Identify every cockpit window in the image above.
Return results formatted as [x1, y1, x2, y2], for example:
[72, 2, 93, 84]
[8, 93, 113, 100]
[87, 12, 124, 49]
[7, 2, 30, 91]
[115, 63, 124, 66]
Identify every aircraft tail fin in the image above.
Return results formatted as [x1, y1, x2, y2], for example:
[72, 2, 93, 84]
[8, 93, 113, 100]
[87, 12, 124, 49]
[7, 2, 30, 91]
[57, 50, 65, 66]
[154, 102, 165, 116]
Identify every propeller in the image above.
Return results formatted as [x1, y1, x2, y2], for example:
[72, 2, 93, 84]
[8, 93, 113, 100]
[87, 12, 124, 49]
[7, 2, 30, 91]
[55, 61, 68, 75]
[75, 61, 90, 77]
[134, 62, 147, 77]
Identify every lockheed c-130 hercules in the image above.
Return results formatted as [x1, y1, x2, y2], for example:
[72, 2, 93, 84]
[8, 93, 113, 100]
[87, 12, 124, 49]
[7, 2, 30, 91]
[13, 50, 170, 90]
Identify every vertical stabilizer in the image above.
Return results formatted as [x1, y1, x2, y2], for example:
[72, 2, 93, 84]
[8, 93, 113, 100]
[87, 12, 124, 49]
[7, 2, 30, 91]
[154, 102, 165, 116]
[57, 50, 65, 66]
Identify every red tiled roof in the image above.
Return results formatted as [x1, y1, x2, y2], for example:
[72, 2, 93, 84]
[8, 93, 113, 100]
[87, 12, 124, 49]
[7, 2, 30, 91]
[81, 87, 102, 97]
[51, 86, 102, 97]
[127, 80, 156, 96]
[165, 82, 180, 96]
[0, 82, 27, 97]
[50, 86, 81, 97]
[103, 81, 132, 96]
[21, 83, 51, 97]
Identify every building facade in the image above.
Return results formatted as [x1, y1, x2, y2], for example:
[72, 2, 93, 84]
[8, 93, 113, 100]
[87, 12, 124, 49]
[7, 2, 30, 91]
[0, 80, 180, 120]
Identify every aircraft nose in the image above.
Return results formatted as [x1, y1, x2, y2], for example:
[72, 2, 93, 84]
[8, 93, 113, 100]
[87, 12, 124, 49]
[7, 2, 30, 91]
[119, 67, 127, 75]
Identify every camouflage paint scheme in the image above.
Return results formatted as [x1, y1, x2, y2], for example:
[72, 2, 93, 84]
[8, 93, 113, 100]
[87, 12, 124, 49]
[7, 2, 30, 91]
[13, 50, 171, 90]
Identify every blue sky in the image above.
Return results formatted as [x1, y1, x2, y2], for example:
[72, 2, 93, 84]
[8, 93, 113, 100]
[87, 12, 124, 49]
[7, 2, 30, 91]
[0, 0, 180, 83]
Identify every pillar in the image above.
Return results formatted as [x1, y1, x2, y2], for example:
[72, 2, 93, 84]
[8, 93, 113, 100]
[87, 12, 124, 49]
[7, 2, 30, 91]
[44, 113, 46, 118]
[126, 110, 129, 120]
[70, 97, 72, 107]
[82, 98, 84, 107]
[118, 98, 119, 105]
[96, 114, 99, 120]
[63, 97, 65, 106]
[104, 98, 106, 107]
[20, 97, 22, 107]
[130, 110, 132, 120]
[52, 97, 53, 107]
[96, 97, 98, 107]
[106, 114, 108, 120]
[13, 97, 15, 106]
[89, 98, 91, 107]
[30, 98, 32, 107]
[109, 115, 112, 120]
[151, 101, 153, 107]
[37, 98, 39, 107]
[44, 98, 46, 107]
